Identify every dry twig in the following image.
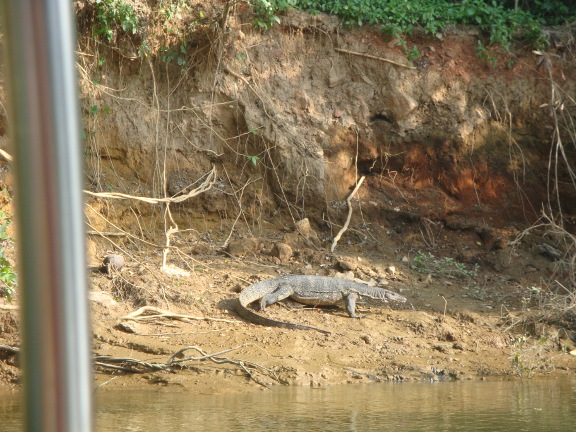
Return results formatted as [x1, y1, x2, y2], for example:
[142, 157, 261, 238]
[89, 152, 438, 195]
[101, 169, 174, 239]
[0, 344, 19, 355]
[330, 176, 366, 252]
[0, 148, 13, 162]
[86, 231, 127, 237]
[121, 305, 238, 325]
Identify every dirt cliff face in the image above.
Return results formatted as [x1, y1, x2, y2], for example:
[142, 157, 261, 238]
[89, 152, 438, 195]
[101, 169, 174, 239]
[71, 6, 575, 230]
[0, 5, 575, 391]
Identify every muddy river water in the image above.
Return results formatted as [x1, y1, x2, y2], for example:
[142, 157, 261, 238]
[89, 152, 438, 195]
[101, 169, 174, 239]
[2, 378, 576, 431]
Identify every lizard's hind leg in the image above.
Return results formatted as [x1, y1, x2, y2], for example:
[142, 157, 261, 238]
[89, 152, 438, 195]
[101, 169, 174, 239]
[260, 283, 294, 310]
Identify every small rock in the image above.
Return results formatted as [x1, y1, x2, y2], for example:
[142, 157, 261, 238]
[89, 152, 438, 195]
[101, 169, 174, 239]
[333, 108, 344, 118]
[100, 254, 124, 274]
[401, 256, 409, 263]
[88, 291, 117, 308]
[335, 271, 355, 280]
[294, 218, 312, 237]
[494, 249, 512, 272]
[361, 277, 377, 285]
[336, 259, 356, 272]
[115, 321, 140, 334]
[478, 227, 507, 250]
[339, 115, 356, 128]
[285, 221, 321, 248]
[360, 335, 372, 345]
[385, 265, 396, 276]
[328, 70, 346, 88]
[225, 238, 259, 257]
[190, 242, 211, 255]
[300, 265, 316, 275]
[537, 243, 562, 261]
[271, 242, 293, 262]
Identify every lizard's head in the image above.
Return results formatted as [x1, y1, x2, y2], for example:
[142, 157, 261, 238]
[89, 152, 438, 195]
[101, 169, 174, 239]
[384, 291, 407, 303]
[357, 288, 407, 304]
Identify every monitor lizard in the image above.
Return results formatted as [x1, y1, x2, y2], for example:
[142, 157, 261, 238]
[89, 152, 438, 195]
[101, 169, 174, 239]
[236, 275, 408, 335]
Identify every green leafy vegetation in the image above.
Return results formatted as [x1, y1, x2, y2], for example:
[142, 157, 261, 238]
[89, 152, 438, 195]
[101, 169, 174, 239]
[161, 0, 190, 33]
[0, 209, 16, 302]
[161, 46, 190, 75]
[251, 0, 298, 29]
[411, 251, 479, 279]
[156, 1, 200, 71]
[475, 40, 498, 68]
[93, 0, 138, 42]
[407, 45, 421, 61]
[247, 155, 260, 165]
[160, 44, 188, 67]
[510, 335, 553, 378]
[251, 0, 575, 50]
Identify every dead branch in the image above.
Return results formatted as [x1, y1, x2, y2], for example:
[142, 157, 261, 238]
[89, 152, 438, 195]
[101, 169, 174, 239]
[0, 148, 13, 162]
[84, 165, 216, 204]
[4, 336, 277, 386]
[132, 329, 224, 337]
[166, 345, 242, 364]
[95, 376, 118, 391]
[94, 356, 166, 373]
[1, 147, 216, 205]
[330, 176, 366, 252]
[94, 343, 283, 387]
[161, 224, 179, 272]
[121, 305, 238, 325]
[0, 304, 19, 310]
[86, 231, 127, 237]
[166, 344, 285, 387]
[334, 48, 416, 69]
[0, 344, 19, 355]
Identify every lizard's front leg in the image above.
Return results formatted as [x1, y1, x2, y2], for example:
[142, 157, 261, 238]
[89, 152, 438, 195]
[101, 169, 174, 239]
[343, 291, 361, 318]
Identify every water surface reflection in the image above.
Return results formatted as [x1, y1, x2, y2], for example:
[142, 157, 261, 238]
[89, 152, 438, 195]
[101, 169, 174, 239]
[2, 378, 575, 431]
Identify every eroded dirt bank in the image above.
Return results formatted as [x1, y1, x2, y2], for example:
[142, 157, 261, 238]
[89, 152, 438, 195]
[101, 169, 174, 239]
[0, 4, 575, 393]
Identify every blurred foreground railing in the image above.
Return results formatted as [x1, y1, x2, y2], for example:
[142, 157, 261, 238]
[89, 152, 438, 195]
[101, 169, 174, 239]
[1, 1, 93, 431]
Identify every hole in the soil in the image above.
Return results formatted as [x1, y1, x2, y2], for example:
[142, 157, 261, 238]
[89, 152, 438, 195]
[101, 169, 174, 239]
[357, 161, 377, 175]
[370, 113, 392, 123]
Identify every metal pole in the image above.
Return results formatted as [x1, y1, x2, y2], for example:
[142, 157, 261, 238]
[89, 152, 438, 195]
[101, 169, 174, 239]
[0, 2, 93, 431]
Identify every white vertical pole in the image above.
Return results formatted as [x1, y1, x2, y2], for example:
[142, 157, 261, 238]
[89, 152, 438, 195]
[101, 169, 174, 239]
[0, 1, 93, 431]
